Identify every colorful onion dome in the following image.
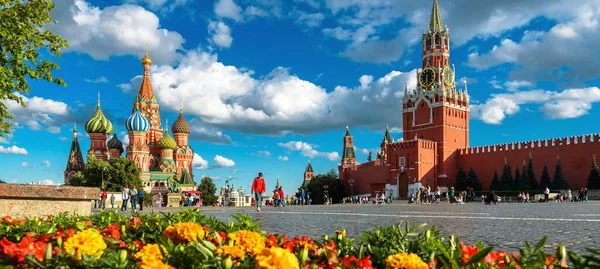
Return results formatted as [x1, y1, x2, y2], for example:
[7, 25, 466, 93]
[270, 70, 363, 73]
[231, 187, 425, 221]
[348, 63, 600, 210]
[158, 125, 177, 150]
[107, 130, 123, 150]
[125, 107, 150, 132]
[85, 99, 113, 134]
[172, 109, 191, 134]
[142, 50, 152, 66]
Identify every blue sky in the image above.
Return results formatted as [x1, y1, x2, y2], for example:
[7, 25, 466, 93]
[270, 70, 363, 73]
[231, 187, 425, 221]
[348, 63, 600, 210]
[2, 0, 600, 196]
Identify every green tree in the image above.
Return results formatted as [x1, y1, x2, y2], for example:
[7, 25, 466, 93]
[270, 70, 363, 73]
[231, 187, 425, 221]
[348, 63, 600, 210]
[454, 166, 468, 191]
[376, 152, 381, 160]
[0, 179, 5, 183]
[551, 160, 568, 190]
[539, 164, 551, 190]
[513, 165, 521, 190]
[520, 162, 530, 190]
[306, 169, 345, 204]
[587, 155, 600, 189]
[197, 177, 218, 206]
[0, 1, 69, 137]
[527, 156, 538, 190]
[76, 156, 141, 191]
[489, 170, 500, 191]
[500, 162, 513, 191]
[367, 151, 372, 162]
[467, 168, 482, 191]
[68, 172, 85, 186]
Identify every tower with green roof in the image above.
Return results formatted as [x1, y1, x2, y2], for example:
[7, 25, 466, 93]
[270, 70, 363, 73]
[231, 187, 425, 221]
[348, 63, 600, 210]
[85, 92, 113, 161]
[341, 126, 357, 166]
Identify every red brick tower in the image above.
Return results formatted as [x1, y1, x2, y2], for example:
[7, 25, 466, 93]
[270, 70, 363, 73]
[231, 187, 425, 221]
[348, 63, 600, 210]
[304, 160, 314, 184]
[341, 126, 358, 167]
[125, 102, 151, 176]
[379, 125, 393, 165]
[135, 50, 163, 170]
[402, 0, 469, 186]
[107, 130, 124, 159]
[172, 106, 194, 175]
[85, 93, 113, 161]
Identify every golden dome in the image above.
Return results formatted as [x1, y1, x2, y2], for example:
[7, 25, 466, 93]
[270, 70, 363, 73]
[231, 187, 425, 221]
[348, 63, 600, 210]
[142, 50, 152, 66]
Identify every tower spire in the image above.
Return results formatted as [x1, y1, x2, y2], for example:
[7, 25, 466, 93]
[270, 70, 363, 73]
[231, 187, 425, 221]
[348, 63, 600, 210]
[97, 90, 101, 107]
[429, 0, 444, 33]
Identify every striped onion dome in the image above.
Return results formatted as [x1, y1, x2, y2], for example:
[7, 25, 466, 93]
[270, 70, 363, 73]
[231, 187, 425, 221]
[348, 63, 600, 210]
[85, 104, 113, 134]
[125, 107, 150, 132]
[158, 126, 177, 150]
[107, 130, 123, 150]
[171, 109, 191, 134]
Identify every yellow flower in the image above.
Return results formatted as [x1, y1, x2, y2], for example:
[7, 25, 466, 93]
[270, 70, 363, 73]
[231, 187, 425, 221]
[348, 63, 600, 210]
[255, 247, 299, 269]
[162, 222, 206, 244]
[134, 244, 175, 269]
[63, 229, 107, 260]
[228, 231, 265, 256]
[215, 245, 246, 260]
[335, 230, 347, 237]
[385, 253, 428, 269]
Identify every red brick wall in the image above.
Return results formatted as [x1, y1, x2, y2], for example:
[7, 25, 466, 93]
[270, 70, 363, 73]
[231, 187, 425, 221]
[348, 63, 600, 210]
[340, 161, 390, 196]
[458, 135, 600, 190]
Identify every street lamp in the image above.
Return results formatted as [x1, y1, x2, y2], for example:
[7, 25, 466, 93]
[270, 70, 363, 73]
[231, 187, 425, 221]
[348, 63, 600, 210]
[323, 184, 329, 205]
[101, 167, 107, 190]
[348, 178, 354, 196]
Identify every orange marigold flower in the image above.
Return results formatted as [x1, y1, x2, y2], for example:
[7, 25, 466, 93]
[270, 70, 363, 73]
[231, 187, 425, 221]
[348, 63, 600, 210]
[385, 253, 428, 269]
[134, 244, 175, 269]
[255, 247, 299, 269]
[227, 231, 265, 256]
[63, 229, 106, 260]
[162, 222, 206, 244]
[215, 245, 246, 260]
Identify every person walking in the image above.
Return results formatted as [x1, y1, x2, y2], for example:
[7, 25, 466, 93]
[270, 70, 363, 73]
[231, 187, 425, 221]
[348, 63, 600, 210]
[110, 194, 115, 208]
[130, 186, 138, 211]
[544, 186, 550, 203]
[100, 190, 107, 209]
[138, 188, 145, 211]
[121, 185, 130, 211]
[251, 172, 266, 212]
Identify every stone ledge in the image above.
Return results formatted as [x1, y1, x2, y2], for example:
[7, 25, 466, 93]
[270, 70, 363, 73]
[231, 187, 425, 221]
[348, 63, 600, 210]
[0, 184, 100, 201]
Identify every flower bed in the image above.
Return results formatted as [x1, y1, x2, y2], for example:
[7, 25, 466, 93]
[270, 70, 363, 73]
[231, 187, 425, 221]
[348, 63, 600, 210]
[0, 209, 597, 268]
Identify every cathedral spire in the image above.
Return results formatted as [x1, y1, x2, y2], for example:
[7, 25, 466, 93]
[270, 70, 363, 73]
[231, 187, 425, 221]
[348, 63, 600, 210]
[305, 160, 314, 173]
[383, 124, 393, 144]
[138, 50, 156, 102]
[64, 123, 85, 184]
[428, 0, 444, 33]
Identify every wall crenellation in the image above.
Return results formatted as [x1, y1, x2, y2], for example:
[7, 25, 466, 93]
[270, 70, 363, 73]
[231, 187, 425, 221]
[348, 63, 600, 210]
[459, 134, 600, 155]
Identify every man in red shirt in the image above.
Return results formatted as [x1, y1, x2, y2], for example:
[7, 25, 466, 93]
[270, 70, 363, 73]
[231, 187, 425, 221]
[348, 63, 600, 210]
[251, 172, 266, 212]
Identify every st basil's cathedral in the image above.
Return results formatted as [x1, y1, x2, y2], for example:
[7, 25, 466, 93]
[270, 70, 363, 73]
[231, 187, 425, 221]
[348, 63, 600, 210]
[64, 51, 196, 190]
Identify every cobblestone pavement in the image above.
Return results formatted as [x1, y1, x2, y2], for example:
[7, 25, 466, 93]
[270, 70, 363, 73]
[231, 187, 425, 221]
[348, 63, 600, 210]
[96, 202, 600, 253]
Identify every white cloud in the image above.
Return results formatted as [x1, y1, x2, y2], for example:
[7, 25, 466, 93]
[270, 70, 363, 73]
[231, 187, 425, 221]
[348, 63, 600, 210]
[472, 87, 600, 124]
[254, 150, 271, 158]
[277, 141, 339, 161]
[5, 93, 75, 134]
[0, 145, 28, 155]
[41, 160, 52, 168]
[277, 156, 288, 161]
[213, 155, 236, 168]
[295, 12, 325, 28]
[85, 77, 108, 83]
[118, 83, 133, 93]
[0, 133, 12, 144]
[208, 21, 233, 48]
[503, 80, 533, 92]
[125, 0, 188, 12]
[48, 0, 185, 65]
[244, 6, 269, 18]
[122, 49, 415, 135]
[192, 153, 209, 170]
[214, 0, 242, 22]
[21, 162, 36, 168]
[59, 136, 69, 141]
[188, 118, 233, 144]
[38, 179, 59, 186]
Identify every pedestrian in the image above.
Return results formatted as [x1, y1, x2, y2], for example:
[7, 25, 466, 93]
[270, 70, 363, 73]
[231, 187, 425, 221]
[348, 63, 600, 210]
[121, 184, 130, 211]
[130, 186, 138, 211]
[100, 189, 107, 209]
[544, 186, 550, 203]
[138, 188, 145, 211]
[251, 172, 266, 212]
[110, 194, 115, 208]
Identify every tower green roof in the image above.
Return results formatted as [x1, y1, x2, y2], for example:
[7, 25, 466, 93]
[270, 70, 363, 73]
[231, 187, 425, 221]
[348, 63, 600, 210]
[428, 0, 444, 33]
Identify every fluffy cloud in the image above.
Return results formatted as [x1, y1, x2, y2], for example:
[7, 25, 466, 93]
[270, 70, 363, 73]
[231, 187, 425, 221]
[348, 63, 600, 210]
[125, 0, 188, 12]
[295, 12, 325, 28]
[471, 87, 600, 124]
[213, 155, 236, 168]
[5, 93, 69, 133]
[277, 156, 288, 161]
[21, 162, 36, 168]
[192, 153, 209, 170]
[277, 141, 339, 161]
[214, 0, 243, 22]
[188, 118, 233, 144]
[254, 150, 271, 158]
[48, 0, 185, 65]
[85, 77, 108, 83]
[467, 1, 600, 85]
[37, 179, 59, 186]
[208, 21, 233, 48]
[0, 145, 28, 155]
[122, 49, 415, 135]
[41, 160, 52, 168]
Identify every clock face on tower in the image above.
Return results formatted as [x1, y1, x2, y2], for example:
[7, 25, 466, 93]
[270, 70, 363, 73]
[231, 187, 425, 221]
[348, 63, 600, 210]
[419, 68, 436, 88]
[442, 66, 454, 86]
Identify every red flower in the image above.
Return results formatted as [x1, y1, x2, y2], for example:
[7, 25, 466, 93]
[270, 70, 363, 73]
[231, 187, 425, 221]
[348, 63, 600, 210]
[0, 234, 48, 263]
[266, 235, 278, 247]
[84, 220, 93, 227]
[460, 242, 480, 264]
[103, 224, 121, 240]
[130, 217, 141, 226]
[2, 216, 12, 224]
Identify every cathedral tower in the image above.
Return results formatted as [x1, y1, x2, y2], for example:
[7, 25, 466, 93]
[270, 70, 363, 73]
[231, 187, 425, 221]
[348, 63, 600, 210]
[341, 126, 357, 166]
[380, 124, 393, 165]
[126, 103, 151, 174]
[402, 0, 469, 186]
[304, 160, 314, 183]
[158, 121, 177, 173]
[135, 50, 163, 170]
[172, 106, 194, 175]
[85, 94, 113, 161]
[64, 124, 85, 184]
[107, 130, 124, 159]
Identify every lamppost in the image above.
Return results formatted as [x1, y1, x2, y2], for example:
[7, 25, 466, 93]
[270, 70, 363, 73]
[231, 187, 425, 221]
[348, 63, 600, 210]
[101, 167, 107, 190]
[348, 178, 354, 196]
[323, 184, 329, 205]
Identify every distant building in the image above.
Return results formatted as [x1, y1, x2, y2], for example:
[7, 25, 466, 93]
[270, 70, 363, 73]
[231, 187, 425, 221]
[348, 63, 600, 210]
[339, 0, 600, 197]
[64, 124, 85, 184]
[303, 160, 314, 184]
